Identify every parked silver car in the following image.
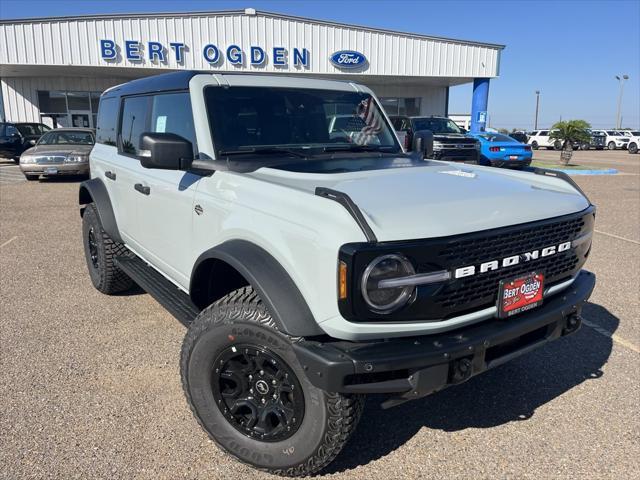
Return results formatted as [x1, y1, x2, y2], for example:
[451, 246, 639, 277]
[19, 128, 94, 181]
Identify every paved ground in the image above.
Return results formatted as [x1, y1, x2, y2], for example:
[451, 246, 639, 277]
[1, 150, 639, 479]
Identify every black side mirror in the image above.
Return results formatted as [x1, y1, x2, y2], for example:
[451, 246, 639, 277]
[412, 130, 434, 158]
[139, 132, 193, 170]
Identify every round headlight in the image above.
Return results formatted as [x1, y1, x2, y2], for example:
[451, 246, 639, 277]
[361, 254, 415, 314]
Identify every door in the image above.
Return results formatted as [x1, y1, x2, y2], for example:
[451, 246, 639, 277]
[127, 92, 199, 288]
[70, 112, 92, 128]
[0, 124, 22, 157]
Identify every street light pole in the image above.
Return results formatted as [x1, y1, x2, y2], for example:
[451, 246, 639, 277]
[534, 90, 540, 130]
[615, 75, 629, 129]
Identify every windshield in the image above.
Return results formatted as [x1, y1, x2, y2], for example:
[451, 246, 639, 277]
[411, 118, 463, 134]
[38, 131, 95, 145]
[205, 86, 400, 155]
[16, 124, 50, 136]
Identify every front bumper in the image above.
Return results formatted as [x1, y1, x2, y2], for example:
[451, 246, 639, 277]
[294, 270, 595, 408]
[20, 163, 89, 176]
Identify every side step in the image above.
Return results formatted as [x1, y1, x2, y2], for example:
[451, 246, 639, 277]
[115, 256, 201, 327]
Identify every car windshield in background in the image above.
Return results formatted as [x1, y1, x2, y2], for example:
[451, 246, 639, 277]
[204, 86, 400, 156]
[16, 124, 50, 136]
[38, 131, 95, 145]
[478, 133, 516, 142]
[411, 118, 463, 134]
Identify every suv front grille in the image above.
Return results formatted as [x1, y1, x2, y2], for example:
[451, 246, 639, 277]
[339, 207, 595, 323]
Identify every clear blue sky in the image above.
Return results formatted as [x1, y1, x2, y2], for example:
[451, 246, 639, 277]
[1, 0, 638, 129]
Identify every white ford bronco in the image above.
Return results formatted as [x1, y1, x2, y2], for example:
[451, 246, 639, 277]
[80, 71, 596, 476]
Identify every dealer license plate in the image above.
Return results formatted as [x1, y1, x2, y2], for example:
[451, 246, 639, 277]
[497, 272, 544, 318]
[45, 167, 58, 175]
[509, 155, 519, 160]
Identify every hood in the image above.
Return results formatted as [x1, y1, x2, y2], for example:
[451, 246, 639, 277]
[250, 160, 590, 241]
[26, 144, 93, 156]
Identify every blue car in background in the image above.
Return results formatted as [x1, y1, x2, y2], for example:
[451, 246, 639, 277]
[467, 132, 533, 169]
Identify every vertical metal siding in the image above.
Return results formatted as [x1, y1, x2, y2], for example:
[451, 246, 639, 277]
[0, 76, 127, 122]
[0, 13, 502, 78]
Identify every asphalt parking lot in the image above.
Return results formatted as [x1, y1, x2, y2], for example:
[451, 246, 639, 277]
[1, 150, 639, 479]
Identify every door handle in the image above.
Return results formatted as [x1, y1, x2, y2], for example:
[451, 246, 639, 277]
[105, 171, 116, 181]
[134, 183, 150, 195]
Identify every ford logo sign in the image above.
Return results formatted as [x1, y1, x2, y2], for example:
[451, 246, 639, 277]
[330, 50, 367, 69]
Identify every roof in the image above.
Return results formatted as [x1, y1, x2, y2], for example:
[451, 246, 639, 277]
[103, 71, 199, 97]
[0, 9, 505, 50]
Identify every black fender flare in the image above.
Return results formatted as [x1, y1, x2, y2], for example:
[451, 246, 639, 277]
[191, 240, 324, 337]
[78, 178, 123, 243]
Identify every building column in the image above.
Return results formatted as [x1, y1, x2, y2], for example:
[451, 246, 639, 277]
[470, 78, 490, 132]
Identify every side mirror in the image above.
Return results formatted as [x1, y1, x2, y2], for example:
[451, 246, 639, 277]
[139, 132, 193, 170]
[412, 129, 434, 159]
[11, 132, 21, 139]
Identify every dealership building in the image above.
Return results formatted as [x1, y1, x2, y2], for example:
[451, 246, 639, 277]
[0, 9, 503, 131]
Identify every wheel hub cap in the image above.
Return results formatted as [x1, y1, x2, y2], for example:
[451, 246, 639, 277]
[212, 344, 305, 442]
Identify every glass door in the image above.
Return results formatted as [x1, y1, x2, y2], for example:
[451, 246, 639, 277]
[69, 111, 92, 128]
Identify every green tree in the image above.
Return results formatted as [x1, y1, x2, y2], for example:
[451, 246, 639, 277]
[549, 120, 592, 164]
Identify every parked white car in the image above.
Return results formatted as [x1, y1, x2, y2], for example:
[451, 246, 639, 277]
[621, 130, 640, 138]
[527, 130, 562, 150]
[591, 130, 630, 150]
[627, 136, 639, 154]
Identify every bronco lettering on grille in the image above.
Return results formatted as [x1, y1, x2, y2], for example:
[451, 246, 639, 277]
[453, 241, 572, 279]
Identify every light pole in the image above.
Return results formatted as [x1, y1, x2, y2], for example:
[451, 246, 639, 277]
[615, 75, 629, 129]
[534, 90, 540, 130]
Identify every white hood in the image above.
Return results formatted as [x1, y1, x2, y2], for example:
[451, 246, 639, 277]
[250, 162, 590, 241]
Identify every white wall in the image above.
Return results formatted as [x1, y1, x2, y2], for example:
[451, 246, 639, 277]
[370, 84, 448, 116]
[1, 76, 126, 122]
[0, 11, 502, 78]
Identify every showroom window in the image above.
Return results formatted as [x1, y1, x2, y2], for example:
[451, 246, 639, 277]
[379, 97, 421, 116]
[37, 90, 103, 128]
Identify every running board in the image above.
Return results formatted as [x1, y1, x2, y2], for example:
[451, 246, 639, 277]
[115, 256, 201, 326]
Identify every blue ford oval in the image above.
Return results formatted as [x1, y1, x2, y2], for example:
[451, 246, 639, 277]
[330, 50, 367, 69]
[467, 132, 533, 169]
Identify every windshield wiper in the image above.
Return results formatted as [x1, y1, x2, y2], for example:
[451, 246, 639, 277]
[219, 147, 310, 158]
[322, 144, 397, 153]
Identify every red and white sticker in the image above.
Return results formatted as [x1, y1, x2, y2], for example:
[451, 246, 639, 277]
[498, 272, 544, 318]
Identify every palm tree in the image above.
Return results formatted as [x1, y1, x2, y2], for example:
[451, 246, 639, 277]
[549, 120, 592, 165]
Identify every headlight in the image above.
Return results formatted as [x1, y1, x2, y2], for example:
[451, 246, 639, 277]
[29, 139, 36, 145]
[20, 155, 35, 164]
[433, 141, 444, 150]
[65, 155, 88, 163]
[361, 254, 415, 313]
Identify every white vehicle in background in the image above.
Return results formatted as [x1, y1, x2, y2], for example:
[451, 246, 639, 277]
[627, 136, 640, 154]
[527, 130, 562, 150]
[591, 130, 630, 150]
[621, 130, 640, 138]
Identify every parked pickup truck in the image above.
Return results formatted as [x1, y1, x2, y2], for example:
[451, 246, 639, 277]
[390, 115, 480, 163]
[80, 71, 596, 477]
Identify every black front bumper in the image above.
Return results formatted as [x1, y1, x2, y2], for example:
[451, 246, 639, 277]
[293, 270, 595, 408]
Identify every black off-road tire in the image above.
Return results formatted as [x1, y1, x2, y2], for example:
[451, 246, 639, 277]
[181, 286, 365, 476]
[628, 142, 638, 154]
[81, 203, 133, 294]
[531, 141, 539, 150]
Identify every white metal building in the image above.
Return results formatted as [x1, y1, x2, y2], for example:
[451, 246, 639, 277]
[0, 9, 504, 130]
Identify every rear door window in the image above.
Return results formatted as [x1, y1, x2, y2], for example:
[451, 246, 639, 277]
[540, 131, 549, 136]
[119, 96, 150, 156]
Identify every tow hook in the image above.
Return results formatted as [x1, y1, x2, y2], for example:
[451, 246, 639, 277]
[450, 357, 473, 384]
[563, 313, 582, 335]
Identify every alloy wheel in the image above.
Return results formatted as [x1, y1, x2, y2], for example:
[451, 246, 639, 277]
[212, 344, 305, 442]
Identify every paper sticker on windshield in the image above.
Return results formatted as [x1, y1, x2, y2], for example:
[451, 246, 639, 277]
[155, 116, 167, 133]
[439, 170, 477, 178]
